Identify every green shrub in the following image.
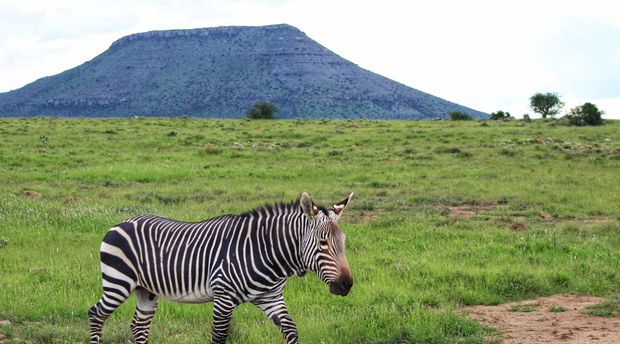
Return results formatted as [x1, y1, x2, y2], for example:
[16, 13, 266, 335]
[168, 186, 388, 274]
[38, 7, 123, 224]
[246, 101, 279, 119]
[490, 110, 513, 120]
[449, 111, 472, 121]
[565, 102, 604, 126]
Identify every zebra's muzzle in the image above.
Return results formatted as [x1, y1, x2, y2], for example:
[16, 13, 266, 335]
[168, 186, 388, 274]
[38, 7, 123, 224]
[329, 275, 353, 296]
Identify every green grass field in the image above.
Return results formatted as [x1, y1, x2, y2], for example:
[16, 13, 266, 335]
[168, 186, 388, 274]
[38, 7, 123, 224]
[1, 117, 619, 343]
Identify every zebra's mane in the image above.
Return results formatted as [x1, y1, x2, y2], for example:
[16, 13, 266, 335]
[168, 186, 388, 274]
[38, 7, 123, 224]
[239, 199, 328, 218]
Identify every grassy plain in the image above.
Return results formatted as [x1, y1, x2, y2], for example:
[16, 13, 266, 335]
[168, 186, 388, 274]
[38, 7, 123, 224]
[0, 117, 619, 343]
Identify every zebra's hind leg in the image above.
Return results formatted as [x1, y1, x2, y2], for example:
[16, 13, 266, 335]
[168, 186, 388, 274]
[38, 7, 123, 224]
[131, 287, 159, 344]
[88, 287, 133, 344]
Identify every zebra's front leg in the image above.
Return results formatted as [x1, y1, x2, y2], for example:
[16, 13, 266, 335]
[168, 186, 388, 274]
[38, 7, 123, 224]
[211, 296, 237, 344]
[252, 294, 298, 344]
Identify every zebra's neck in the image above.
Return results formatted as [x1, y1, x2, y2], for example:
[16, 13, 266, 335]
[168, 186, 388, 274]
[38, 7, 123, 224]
[248, 210, 308, 279]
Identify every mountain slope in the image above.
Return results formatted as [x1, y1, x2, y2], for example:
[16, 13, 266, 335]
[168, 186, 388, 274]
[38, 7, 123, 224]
[0, 24, 486, 119]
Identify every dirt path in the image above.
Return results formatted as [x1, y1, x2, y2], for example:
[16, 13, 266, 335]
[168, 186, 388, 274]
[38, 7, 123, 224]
[461, 294, 620, 343]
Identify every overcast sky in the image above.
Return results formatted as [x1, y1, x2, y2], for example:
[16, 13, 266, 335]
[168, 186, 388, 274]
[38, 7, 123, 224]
[1, 0, 619, 118]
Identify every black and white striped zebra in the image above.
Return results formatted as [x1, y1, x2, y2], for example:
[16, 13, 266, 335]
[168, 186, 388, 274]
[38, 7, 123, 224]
[88, 192, 354, 344]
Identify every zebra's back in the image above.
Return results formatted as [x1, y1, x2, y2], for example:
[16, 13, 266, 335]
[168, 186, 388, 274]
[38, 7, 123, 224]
[100, 213, 243, 303]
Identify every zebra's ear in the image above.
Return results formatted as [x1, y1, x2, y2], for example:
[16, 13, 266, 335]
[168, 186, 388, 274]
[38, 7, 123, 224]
[331, 192, 354, 220]
[300, 192, 319, 219]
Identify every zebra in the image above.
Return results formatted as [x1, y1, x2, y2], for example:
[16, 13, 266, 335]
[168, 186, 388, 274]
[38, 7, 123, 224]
[88, 192, 354, 344]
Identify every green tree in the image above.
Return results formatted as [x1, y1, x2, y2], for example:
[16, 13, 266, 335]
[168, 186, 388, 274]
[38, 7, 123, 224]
[449, 111, 472, 120]
[490, 110, 513, 120]
[529, 92, 564, 119]
[246, 101, 279, 119]
[565, 102, 604, 126]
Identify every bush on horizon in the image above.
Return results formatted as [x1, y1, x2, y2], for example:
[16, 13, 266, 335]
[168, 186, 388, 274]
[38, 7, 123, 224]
[449, 111, 473, 121]
[246, 101, 279, 119]
[565, 102, 604, 126]
[490, 110, 513, 120]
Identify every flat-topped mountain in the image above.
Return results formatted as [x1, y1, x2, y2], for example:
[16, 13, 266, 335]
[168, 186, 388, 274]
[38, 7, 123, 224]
[0, 24, 486, 119]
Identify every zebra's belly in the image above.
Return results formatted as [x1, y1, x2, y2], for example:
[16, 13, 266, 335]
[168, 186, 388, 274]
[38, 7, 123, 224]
[158, 287, 215, 304]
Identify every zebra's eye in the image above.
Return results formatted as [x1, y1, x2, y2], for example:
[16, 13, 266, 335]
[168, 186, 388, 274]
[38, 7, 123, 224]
[319, 239, 328, 247]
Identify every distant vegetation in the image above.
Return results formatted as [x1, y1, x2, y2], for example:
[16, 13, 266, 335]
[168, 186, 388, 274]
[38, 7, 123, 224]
[526, 92, 607, 126]
[530, 92, 564, 119]
[449, 111, 473, 120]
[246, 101, 279, 119]
[566, 102, 604, 126]
[1, 117, 618, 343]
[490, 110, 513, 120]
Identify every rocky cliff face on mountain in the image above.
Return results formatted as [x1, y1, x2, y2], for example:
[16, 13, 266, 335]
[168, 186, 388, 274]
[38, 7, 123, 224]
[0, 24, 486, 119]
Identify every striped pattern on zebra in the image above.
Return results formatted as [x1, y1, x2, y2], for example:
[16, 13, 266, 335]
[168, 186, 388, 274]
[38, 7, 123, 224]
[88, 192, 354, 344]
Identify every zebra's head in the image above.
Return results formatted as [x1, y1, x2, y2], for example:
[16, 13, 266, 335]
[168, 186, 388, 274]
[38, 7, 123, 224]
[299, 192, 354, 296]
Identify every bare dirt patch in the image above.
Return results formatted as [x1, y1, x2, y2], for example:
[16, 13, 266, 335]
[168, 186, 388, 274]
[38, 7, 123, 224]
[63, 196, 84, 204]
[20, 190, 42, 197]
[462, 294, 620, 343]
[509, 222, 529, 231]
